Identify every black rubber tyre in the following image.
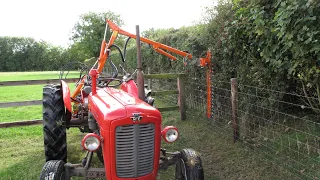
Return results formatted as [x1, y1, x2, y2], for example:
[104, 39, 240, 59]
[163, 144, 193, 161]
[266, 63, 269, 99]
[39, 160, 65, 180]
[177, 148, 204, 180]
[43, 84, 67, 162]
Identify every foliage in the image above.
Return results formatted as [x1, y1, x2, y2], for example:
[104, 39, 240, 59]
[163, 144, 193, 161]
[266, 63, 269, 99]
[201, 0, 320, 114]
[121, 25, 208, 74]
[69, 11, 124, 59]
[0, 37, 72, 71]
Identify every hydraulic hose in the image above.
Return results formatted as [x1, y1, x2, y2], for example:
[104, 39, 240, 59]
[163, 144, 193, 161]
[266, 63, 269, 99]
[123, 37, 132, 60]
[108, 44, 126, 79]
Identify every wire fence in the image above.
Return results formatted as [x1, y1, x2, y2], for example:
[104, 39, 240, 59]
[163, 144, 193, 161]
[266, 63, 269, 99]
[1, 65, 319, 179]
[183, 69, 320, 179]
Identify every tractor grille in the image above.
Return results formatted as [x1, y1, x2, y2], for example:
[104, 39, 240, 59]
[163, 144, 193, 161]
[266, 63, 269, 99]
[115, 123, 155, 178]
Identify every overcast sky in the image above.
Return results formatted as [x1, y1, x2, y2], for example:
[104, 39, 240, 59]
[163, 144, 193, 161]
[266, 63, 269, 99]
[0, 0, 216, 47]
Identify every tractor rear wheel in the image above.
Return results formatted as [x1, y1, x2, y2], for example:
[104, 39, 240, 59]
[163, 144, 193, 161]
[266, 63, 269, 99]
[176, 148, 204, 180]
[39, 160, 66, 180]
[43, 84, 67, 162]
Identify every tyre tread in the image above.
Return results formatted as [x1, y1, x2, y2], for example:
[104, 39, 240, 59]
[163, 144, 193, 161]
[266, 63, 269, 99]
[180, 148, 204, 180]
[39, 160, 65, 180]
[42, 84, 67, 162]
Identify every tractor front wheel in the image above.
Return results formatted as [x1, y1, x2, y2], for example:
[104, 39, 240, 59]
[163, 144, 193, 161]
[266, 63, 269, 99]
[43, 84, 67, 162]
[39, 160, 66, 180]
[176, 148, 204, 180]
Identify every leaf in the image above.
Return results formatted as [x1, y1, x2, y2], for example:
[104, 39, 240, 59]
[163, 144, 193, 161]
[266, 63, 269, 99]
[284, 127, 290, 132]
[256, 29, 263, 35]
[310, 46, 320, 53]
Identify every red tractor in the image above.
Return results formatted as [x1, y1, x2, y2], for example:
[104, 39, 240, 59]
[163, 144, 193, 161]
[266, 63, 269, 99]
[39, 20, 209, 180]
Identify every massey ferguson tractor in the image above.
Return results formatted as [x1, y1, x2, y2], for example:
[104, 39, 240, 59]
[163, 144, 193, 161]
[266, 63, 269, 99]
[39, 20, 209, 180]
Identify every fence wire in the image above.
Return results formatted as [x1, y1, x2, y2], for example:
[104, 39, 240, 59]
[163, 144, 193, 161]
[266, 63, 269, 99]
[184, 68, 320, 179]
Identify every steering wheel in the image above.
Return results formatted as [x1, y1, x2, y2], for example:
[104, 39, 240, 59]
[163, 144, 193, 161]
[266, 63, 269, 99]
[97, 77, 122, 88]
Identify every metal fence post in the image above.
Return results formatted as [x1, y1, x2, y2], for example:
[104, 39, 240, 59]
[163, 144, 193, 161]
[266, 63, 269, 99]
[231, 78, 239, 142]
[136, 25, 145, 101]
[178, 74, 186, 120]
[206, 68, 212, 118]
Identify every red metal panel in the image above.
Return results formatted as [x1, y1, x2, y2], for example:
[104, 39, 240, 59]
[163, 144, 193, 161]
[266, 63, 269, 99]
[88, 89, 127, 122]
[88, 86, 161, 180]
[120, 80, 139, 98]
[61, 80, 72, 112]
[109, 108, 161, 180]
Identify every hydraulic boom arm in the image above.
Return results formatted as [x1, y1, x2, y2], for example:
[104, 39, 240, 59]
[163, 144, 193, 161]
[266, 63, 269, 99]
[71, 19, 210, 99]
[96, 20, 193, 72]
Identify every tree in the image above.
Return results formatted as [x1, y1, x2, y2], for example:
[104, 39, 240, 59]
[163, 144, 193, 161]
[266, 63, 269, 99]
[0, 37, 70, 71]
[69, 11, 124, 60]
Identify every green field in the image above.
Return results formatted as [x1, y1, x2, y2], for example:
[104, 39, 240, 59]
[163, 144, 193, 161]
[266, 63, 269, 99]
[0, 72, 78, 123]
[0, 71, 80, 81]
[0, 72, 296, 180]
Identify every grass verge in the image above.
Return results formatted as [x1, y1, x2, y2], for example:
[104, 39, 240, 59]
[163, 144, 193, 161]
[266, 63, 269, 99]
[0, 110, 299, 180]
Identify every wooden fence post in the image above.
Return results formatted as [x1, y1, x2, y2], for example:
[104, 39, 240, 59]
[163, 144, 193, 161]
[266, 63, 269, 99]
[231, 78, 239, 142]
[178, 74, 186, 120]
[148, 67, 152, 89]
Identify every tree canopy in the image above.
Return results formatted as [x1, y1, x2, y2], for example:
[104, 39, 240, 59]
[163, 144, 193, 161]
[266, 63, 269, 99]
[69, 11, 124, 59]
[0, 37, 70, 71]
[0, 11, 124, 72]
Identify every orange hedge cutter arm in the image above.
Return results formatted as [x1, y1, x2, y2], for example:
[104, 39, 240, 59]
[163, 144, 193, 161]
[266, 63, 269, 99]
[95, 20, 195, 71]
[71, 19, 209, 99]
[96, 20, 195, 74]
[106, 20, 192, 59]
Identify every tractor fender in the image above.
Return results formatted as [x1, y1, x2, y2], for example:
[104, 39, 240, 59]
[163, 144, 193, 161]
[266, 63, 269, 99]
[60, 80, 72, 112]
[120, 79, 139, 98]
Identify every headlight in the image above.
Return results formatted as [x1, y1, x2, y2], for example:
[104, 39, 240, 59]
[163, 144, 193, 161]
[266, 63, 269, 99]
[81, 133, 101, 152]
[161, 126, 179, 143]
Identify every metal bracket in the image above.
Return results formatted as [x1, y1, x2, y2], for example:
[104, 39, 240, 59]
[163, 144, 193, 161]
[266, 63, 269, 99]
[199, 50, 211, 67]
[65, 165, 106, 179]
[159, 150, 181, 170]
